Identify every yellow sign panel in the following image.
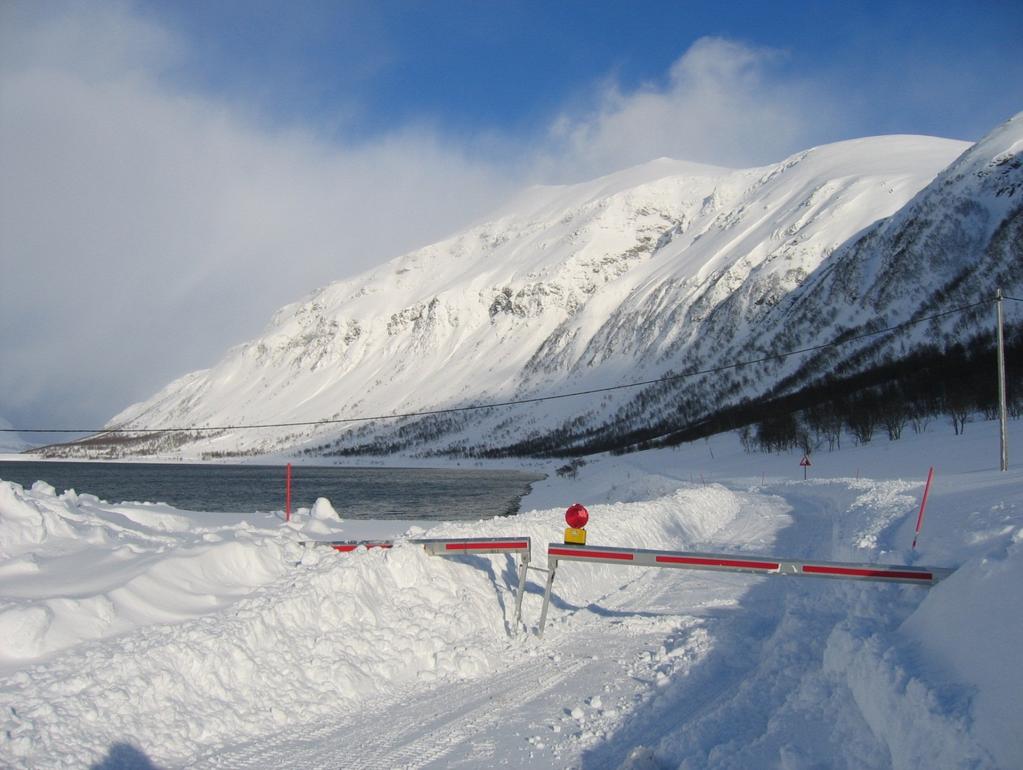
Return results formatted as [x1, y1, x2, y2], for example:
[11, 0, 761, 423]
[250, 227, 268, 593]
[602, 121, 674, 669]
[564, 527, 587, 545]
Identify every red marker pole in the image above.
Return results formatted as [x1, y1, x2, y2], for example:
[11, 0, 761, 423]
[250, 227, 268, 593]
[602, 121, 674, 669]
[911, 466, 934, 550]
[285, 463, 292, 522]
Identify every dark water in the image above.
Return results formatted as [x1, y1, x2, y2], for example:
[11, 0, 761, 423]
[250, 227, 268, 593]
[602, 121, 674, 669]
[0, 461, 545, 520]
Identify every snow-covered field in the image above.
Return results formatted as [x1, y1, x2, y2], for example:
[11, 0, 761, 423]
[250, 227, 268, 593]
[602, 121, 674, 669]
[1, 419, 1020, 769]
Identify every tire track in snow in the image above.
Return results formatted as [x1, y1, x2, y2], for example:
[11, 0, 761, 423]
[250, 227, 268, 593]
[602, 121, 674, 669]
[200, 566, 686, 770]
[201, 653, 588, 769]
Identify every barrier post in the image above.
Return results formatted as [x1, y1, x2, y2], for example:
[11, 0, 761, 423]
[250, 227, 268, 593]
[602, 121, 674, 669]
[996, 288, 1009, 471]
[512, 555, 529, 631]
[537, 558, 558, 638]
[285, 463, 292, 522]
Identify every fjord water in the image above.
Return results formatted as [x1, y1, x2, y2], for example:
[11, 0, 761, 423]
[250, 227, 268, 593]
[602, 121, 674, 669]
[0, 461, 544, 520]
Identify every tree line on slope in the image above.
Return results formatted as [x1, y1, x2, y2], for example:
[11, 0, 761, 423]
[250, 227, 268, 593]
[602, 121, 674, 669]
[621, 325, 1022, 457]
[460, 322, 1023, 459]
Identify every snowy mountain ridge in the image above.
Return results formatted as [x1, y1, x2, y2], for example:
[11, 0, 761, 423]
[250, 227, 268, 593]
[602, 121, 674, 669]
[98, 114, 1023, 459]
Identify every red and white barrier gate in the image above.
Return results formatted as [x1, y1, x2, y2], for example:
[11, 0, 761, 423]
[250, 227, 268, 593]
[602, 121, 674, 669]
[307, 537, 532, 632]
[538, 543, 954, 636]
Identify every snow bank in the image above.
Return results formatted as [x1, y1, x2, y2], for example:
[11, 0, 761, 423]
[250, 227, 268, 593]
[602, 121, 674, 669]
[0, 481, 295, 664]
[2, 542, 506, 765]
[824, 524, 1023, 770]
[0, 475, 752, 767]
[900, 533, 1023, 768]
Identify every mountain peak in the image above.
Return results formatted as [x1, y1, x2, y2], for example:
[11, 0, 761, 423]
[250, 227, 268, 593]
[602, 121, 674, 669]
[86, 119, 1019, 461]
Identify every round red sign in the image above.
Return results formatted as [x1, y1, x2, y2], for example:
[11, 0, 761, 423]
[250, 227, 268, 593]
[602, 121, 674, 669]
[565, 502, 589, 529]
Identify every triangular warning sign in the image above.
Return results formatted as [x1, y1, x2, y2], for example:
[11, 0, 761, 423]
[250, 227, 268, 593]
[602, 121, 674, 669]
[800, 455, 812, 467]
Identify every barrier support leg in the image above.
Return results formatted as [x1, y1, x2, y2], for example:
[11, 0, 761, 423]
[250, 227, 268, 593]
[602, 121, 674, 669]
[537, 558, 558, 637]
[513, 553, 529, 633]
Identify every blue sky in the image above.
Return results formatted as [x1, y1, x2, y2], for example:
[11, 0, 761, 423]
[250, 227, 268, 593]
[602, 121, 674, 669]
[140, 0, 1020, 148]
[1, 0, 1021, 436]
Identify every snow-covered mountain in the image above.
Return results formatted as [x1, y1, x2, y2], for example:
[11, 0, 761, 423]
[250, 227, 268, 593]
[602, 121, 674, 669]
[741, 110, 1023, 361]
[94, 114, 1022, 460]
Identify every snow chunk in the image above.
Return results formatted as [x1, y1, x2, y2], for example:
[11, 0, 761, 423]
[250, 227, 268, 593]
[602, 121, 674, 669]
[311, 497, 340, 520]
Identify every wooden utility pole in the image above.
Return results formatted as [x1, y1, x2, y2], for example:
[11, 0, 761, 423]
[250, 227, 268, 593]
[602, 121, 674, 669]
[996, 288, 1008, 471]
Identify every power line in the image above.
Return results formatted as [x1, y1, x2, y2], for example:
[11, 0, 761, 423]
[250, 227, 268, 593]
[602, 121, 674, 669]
[0, 297, 1002, 436]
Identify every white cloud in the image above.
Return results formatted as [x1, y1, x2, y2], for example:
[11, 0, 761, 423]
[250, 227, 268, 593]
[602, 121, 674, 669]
[0, 3, 515, 430]
[0, 7, 853, 433]
[539, 37, 843, 180]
